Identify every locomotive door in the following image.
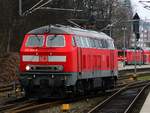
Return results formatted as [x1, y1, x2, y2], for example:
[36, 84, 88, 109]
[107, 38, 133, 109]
[77, 48, 82, 73]
[110, 50, 114, 70]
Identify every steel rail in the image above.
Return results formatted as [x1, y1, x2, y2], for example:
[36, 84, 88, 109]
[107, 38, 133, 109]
[0, 83, 20, 92]
[106, 80, 148, 93]
[124, 82, 150, 113]
[87, 85, 128, 113]
[2, 100, 36, 113]
[7, 102, 36, 112]
[87, 80, 150, 113]
[0, 99, 37, 112]
[10, 100, 64, 113]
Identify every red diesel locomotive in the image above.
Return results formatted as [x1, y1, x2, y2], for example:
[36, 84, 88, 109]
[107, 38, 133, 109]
[19, 25, 118, 98]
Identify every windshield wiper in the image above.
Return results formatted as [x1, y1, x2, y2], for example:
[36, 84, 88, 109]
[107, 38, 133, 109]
[49, 35, 57, 40]
[34, 34, 42, 47]
[35, 34, 41, 41]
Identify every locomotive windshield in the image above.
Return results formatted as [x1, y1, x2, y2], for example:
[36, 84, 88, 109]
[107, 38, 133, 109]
[46, 35, 65, 47]
[26, 35, 44, 47]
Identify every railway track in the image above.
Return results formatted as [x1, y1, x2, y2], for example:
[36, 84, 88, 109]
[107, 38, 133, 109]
[2, 81, 143, 113]
[0, 80, 148, 113]
[0, 89, 113, 113]
[8, 100, 65, 113]
[87, 80, 150, 113]
[0, 98, 37, 113]
[1, 96, 82, 113]
[4, 94, 106, 113]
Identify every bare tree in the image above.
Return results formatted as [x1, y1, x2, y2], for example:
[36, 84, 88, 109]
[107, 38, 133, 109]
[0, 0, 132, 53]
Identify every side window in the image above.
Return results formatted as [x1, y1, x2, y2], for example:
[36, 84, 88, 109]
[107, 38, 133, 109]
[101, 39, 106, 48]
[90, 38, 95, 48]
[111, 41, 115, 48]
[108, 40, 115, 49]
[80, 36, 84, 47]
[85, 38, 90, 47]
[101, 39, 108, 48]
[105, 40, 108, 48]
[82, 37, 88, 48]
[98, 40, 103, 48]
[75, 36, 82, 47]
[87, 38, 92, 48]
[108, 40, 111, 48]
[94, 39, 100, 48]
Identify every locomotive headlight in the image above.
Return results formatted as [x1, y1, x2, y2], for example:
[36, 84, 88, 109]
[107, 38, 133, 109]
[26, 65, 30, 71]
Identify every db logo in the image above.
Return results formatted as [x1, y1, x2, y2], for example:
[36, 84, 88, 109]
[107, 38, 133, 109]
[40, 56, 48, 62]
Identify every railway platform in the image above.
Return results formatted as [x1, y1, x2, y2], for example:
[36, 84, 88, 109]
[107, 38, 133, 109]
[118, 64, 150, 71]
[140, 91, 150, 113]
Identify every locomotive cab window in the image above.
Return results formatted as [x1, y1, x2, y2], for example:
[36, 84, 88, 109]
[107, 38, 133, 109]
[46, 35, 65, 47]
[26, 35, 44, 47]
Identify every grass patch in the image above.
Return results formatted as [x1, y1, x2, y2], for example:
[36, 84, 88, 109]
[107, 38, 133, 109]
[137, 74, 150, 80]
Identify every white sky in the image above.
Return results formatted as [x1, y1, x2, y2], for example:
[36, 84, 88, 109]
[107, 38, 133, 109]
[130, 0, 150, 20]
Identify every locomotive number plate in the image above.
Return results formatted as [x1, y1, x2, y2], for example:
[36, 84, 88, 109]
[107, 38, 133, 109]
[39, 56, 48, 62]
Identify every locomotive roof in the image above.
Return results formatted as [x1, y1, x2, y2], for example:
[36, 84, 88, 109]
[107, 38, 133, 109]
[28, 25, 112, 40]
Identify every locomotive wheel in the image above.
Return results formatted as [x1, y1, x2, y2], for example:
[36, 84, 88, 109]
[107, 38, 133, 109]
[76, 80, 85, 96]
[102, 77, 116, 90]
[24, 80, 33, 98]
[113, 77, 117, 88]
[24, 87, 31, 98]
[83, 80, 92, 95]
[58, 87, 65, 97]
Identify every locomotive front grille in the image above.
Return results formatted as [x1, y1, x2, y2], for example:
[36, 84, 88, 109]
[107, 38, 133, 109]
[36, 67, 52, 70]
[28, 65, 63, 72]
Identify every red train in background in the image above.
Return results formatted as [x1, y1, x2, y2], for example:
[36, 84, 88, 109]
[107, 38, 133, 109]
[143, 48, 150, 64]
[118, 48, 150, 65]
[19, 25, 118, 98]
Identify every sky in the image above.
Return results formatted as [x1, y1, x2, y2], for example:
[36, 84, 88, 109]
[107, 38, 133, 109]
[130, 0, 150, 20]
